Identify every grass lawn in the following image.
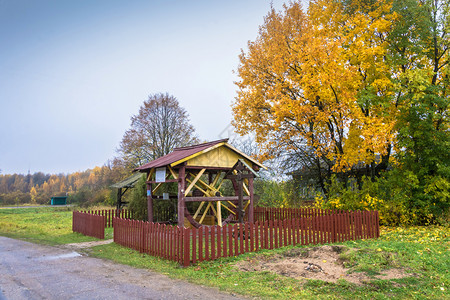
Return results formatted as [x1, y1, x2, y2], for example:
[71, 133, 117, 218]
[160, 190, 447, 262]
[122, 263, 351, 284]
[0, 206, 112, 245]
[0, 206, 448, 299]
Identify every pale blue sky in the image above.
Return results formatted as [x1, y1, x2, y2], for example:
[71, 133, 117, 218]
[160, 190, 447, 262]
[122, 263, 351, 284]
[0, 0, 306, 175]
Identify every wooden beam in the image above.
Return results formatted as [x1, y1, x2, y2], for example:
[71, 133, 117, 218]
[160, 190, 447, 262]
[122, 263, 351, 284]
[217, 201, 222, 226]
[184, 166, 232, 171]
[185, 196, 250, 202]
[151, 172, 173, 194]
[199, 202, 212, 224]
[213, 172, 226, 193]
[185, 177, 208, 196]
[225, 173, 255, 180]
[152, 182, 163, 193]
[146, 179, 178, 183]
[151, 195, 177, 200]
[185, 169, 206, 196]
[187, 173, 212, 192]
[209, 202, 218, 217]
[147, 168, 155, 181]
[244, 199, 250, 210]
[168, 165, 178, 179]
[193, 201, 206, 219]
[221, 202, 236, 215]
[243, 181, 250, 196]
[187, 173, 222, 196]
[226, 200, 237, 208]
[211, 171, 222, 188]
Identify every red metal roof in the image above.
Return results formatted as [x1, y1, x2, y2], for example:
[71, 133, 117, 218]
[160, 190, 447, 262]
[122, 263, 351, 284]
[134, 139, 229, 171]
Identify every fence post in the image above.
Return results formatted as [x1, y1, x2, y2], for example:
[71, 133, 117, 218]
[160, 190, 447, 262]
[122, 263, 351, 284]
[183, 228, 190, 267]
[375, 211, 380, 238]
[199, 226, 204, 262]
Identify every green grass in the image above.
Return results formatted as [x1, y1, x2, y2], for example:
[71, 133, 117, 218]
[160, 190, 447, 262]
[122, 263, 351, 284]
[0, 207, 448, 299]
[0, 206, 101, 245]
[88, 227, 449, 299]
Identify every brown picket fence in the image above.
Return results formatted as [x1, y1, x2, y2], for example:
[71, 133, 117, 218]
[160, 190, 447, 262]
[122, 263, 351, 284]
[113, 209, 379, 266]
[81, 209, 133, 228]
[114, 218, 184, 263]
[72, 211, 105, 239]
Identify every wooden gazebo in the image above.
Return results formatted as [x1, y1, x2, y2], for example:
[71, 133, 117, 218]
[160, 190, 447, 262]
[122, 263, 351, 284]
[135, 139, 266, 227]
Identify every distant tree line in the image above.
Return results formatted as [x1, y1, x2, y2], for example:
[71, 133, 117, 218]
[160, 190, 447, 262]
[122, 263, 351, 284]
[0, 160, 127, 206]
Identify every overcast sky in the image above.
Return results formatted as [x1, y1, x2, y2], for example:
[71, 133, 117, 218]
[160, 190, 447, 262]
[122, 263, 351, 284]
[0, 0, 307, 175]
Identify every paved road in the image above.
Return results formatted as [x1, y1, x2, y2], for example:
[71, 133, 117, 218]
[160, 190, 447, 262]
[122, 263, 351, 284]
[0, 237, 245, 300]
[0, 205, 74, 209]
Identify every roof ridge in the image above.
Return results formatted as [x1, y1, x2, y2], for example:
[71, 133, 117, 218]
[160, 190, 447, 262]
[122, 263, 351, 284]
[173, 138, 229, 151]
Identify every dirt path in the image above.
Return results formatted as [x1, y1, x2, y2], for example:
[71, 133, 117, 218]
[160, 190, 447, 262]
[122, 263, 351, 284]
[63, 239, 114, 249]
[0, 236, 245, 300]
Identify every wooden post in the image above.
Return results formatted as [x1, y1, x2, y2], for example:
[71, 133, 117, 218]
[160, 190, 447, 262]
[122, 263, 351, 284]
[217, 201, 222, 226]
[117, 188, 122, 210]
[178, 164, 186, 227]
[248, 177, 254, 223]
[237, 175, 244, 223]
[183, 227, 190, 267]
[147, 182, 153, 223]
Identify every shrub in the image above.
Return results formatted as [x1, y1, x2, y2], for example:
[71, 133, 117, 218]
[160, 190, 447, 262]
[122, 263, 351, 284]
[128, 176, 147, 221]
[315, 173, 449, 226]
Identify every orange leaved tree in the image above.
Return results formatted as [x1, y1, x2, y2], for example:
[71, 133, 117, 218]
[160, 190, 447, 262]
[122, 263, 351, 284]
[233, 1, 397, 193]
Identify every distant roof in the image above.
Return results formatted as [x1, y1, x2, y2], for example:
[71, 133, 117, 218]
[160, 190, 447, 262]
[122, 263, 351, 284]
[134, 138, 267, 171]
[110, 172, 143, 189]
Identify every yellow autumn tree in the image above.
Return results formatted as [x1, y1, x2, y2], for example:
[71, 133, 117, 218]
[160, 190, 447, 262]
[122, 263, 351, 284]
[42, 181, 50, 195]
[233, 0, 397, 190]
[30, 186, 37, 204]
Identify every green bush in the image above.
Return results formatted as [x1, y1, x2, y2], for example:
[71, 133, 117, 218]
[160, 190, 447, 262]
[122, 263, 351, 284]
[0, 191, 31, 206]
[128, 176, 147, 220]
[315, 173, 449, 226]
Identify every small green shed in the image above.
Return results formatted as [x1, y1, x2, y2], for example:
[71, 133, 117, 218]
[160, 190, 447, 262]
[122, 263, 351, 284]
[51, 196, 67, 205]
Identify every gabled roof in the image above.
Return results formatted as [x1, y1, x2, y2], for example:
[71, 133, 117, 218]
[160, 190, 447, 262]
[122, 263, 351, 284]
[134, 138, 267, 171]
[110, 172, 143, 189]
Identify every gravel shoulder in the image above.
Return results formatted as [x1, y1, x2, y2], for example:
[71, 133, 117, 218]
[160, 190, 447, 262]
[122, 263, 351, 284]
[0, 236, 245, 300]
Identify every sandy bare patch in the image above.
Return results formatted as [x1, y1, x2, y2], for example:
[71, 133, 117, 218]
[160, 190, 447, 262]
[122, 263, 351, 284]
[236, 245, 412, 285]
[375, 268, 412, 280]
[64, 239, 114, 249]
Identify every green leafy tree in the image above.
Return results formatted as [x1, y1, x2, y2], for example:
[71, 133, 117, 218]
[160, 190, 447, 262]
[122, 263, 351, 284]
[388, 0, 450, 223]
